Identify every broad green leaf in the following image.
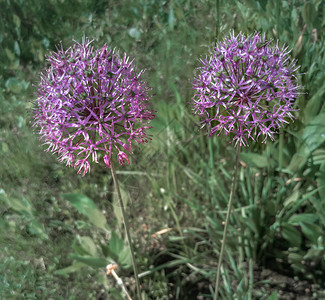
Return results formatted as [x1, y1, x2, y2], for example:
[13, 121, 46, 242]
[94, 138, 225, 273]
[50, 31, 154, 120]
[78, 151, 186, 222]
[105, 232, 131, 268]
[240, 152, 269, 168]
[12, 14, 21, 29]
[288, 252, 304, 263]
[1, 142, 9, 153]
[5, 78, 24, 94]
[288, 213, 319, 225]
[304, 82, 325, 124]
[62, 193, 109, 231]
[281, 223, 301, 247]
[302, 113, 325, 154]
[309, 197, 325, 226]
[63, 193, 97, 211]
[118, 246, 131, 269]
[85, 208, 109, 230]
[27, 220, 48, 239]
[303, 248, 325, 260]
[55, 262, 86, 275]
[300, 222, 322, 244]
[72, 241, 89, 256]
[70, 255, 109, 268]
[267, 291, 278, 300]
[5, 48, 15, 61]
[77, 236, 98, 256]
[287, 152, 307, 173]
[283, 190, 300, 208]
[0, 194, 33, 216]
[108, 231, 124, 257]
[75, 220, 91, 230]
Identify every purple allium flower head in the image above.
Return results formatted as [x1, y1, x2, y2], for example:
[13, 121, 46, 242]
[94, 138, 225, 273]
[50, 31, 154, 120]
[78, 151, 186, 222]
[33, 38, 155, 175]
[192, 32, 300, 146]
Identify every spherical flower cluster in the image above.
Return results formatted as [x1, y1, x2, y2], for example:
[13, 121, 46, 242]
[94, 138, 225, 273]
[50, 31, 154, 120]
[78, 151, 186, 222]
[33, 38, 155, 175]
[192, 32, 300, 146]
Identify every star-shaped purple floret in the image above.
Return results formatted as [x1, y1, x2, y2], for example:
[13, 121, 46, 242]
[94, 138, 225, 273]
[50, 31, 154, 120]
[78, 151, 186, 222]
[192, 32, 300, 146]
[33, 38, 155, 175]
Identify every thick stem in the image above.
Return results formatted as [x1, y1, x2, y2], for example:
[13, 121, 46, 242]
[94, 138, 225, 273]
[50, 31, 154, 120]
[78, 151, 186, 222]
[213, 145, 241, 300]
[110, 162, 141, 300]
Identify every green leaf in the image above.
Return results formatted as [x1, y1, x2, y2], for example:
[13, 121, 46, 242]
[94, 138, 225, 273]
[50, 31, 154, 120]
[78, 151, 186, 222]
[62, 193, 109, 231]
[70, 255, 109, 268]
[107, 287, 125, 300]
[302, 113, 325, 154]
[5, 48, 15, 62]
[302, 1, 316, 31]
[1, 142, 9, 153]
[288, 252, 304, 263]
[240, 152, 269, 168]
[287, 152, 307, 173]
[300, 222, 322, 243]
[27, 219, 48, 239]
[5, 78, 24, 94]
[105, 232, 131, 268]
[108, 231, 124, 257]
[281, 223, 301, 247]
[283, 190, 300, 208]
[77, 236, 98, 256]
[267, 291, 278, 300]
[317, 161, 325, 200]
[55, 262, 86, 275]
[303, 248, 325, 260]
[309, 197, 325, 226]
[304, 82, 325, 124]
[14, 41, 20, 56]
[12, 14, 21, 30]
[118, 246, 131, 269]
[17, 116, 24, 128]
[0, 194, 34, 216]
[63, 193, 97, 211]
[168, 7, 175, 30]
[288, 213, 319, 225]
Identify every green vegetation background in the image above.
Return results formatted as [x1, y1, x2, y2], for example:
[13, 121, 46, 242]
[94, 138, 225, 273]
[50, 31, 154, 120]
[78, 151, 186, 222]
[0, 0, 325, 299]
